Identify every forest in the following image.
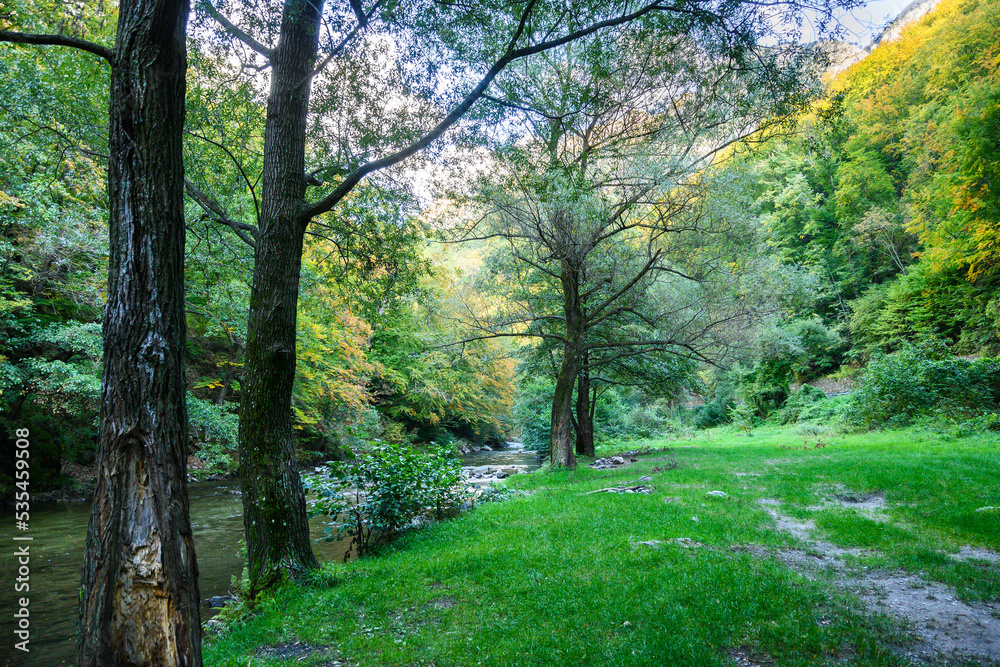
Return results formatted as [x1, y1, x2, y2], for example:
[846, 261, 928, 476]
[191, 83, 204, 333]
[4, 0, 999, 487]
[1, 0, 999, 664]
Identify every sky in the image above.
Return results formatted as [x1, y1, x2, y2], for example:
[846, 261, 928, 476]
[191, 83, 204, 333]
[834, 0, 923, 45]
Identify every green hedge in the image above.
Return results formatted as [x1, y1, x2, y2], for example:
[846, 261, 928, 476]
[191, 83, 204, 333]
[846, 342, 1000, 429]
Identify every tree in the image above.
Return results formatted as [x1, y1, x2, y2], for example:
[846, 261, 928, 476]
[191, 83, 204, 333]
[190, 0, 837, 595]
[574, 348, 697, 455]
[0, 25, 110, 487]
[2, 0, 201, 662]
[452, 28, 820, 467]
[751, 0, 1000, 356]
[371, 284, 518, 445]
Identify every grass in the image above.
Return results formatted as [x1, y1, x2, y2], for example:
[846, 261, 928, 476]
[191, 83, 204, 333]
[203, 424, 1000, 666]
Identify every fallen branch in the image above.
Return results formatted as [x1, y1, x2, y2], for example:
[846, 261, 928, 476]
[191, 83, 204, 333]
[584, 481, 653, 495]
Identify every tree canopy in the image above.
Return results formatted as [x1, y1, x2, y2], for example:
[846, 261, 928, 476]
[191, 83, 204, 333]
[7, 0, 1000, 656]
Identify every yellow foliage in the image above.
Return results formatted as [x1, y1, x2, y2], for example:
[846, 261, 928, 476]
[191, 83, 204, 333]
[0, 191, 25, 209]
[830, 0, 1000, 283]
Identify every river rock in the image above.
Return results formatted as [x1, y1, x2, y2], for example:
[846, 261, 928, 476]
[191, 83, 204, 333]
[591, 455, 629, 469]
[204, 595, 235, 608]
[706, 490, 728, 499]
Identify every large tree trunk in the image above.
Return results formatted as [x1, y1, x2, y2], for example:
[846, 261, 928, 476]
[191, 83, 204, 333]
[551, 260, 583, 469]
[79, 0, 201, 664]
[575, 353, 595, 457]
[238, 0, 324, 599]
[551, 354, 580, 468]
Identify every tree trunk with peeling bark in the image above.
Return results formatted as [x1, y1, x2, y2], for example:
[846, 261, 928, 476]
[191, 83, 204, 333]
[78, 0, 201, 663]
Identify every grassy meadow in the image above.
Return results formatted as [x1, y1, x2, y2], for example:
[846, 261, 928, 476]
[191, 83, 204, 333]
[204, 425, 1000, 666]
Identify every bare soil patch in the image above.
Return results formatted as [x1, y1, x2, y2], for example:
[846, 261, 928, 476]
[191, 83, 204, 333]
[954, 546, 1000, 565]
[729, 646, 775, 666]
[806, 484, 891, 522]
[754, 498, 1000, 664]
[257, 641, 344, 665]
[430, 597, 456, 610]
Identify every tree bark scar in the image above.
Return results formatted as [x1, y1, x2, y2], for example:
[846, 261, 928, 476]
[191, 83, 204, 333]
[79, 0, 200, 661]
[269, 342, 292, 359]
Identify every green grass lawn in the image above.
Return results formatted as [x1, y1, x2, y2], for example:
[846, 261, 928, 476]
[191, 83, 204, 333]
[203, 425, 1000, 666]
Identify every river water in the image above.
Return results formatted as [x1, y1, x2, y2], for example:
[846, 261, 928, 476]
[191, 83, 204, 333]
[0, 446, 539, 666]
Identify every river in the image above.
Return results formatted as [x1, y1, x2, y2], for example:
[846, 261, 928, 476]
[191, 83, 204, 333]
[0, 445, 539, 666]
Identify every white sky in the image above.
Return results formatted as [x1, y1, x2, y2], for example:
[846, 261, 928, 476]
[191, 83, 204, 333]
[410, 0, 924, 207]
[834, 0, 921, 45]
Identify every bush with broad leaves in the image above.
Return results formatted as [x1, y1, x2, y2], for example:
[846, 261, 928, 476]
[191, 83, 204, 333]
[302, 440, 471, 558]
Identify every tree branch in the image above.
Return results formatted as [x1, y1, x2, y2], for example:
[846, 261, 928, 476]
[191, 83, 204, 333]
[199, 1, 274, 59]
[0, 30, 114, 64]
[586, 250, 662, 323]
[307, 0, 390, 81]
[301, 0, 682, 221]
[184, 177, 258, 249]
[185, 130, 261, 223]
[427, 330, 565, 350]
[582, 340, 715, 370]
[481, 93, 570, 121]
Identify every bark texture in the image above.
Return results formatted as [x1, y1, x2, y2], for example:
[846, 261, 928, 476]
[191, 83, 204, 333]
[238, 0, 324, 599]
[551, 259, 582, 469]
[79, 0, 200, 664]
[575, 353, 595, 457]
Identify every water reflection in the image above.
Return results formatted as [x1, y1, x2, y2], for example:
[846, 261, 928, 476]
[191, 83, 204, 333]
[0, 445, 538, 666]
[0, 479, 348, 667]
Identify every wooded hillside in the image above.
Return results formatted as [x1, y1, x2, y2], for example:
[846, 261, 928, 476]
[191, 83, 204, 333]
[2, 0, 998, 495]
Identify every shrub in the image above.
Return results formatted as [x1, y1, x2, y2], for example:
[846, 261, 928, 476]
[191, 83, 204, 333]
[616, 398, 674, 439]
[729, 402, 756, 437]
[798, 393, 850, 426]
[738, 323, 810, 418]
[303, 440, 470, 558]
[846, 342, 999, 429]
[695, 384, 736, 429]
[788, 317, 846, 381]
[186, 395, 238, 474]
[792, 423, 834, 436]
[478, 481, 514, 503]
[511, 377, 555, 451]
[779, 384, 828, 424]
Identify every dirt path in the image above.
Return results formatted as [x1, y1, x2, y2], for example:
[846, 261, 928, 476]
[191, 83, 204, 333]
[755, 498, 1000, 664]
